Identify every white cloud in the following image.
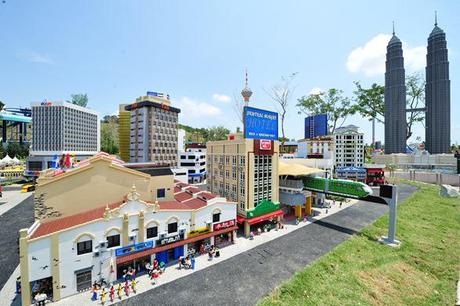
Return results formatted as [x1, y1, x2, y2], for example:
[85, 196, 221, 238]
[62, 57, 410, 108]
[308, 87, 322, 95]
[18, 51, 53, 64]
[174, 97, 222, 118]
[346, 34, 425, 77]
[212, 93, 231, 103]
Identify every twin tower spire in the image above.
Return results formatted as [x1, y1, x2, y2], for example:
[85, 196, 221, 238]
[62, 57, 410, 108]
[384, 13, 451, 154]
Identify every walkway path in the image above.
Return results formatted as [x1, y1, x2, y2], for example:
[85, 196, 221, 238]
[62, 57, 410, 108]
[47, 184, 417, 306]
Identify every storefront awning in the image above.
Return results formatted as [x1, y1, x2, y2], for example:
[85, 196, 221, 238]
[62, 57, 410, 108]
[116, 225, 238, 265]
[237, 209, 284, 226]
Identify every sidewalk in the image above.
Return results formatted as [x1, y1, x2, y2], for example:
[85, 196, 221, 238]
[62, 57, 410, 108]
[47, 199, 357, 306]
[0, 187, 32, 217]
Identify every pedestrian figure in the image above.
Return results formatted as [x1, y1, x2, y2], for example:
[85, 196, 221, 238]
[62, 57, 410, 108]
[326, 209, 329, 214]
[100, 288, 107, 305]
[131, 279, 138, 293]
[124, 280, 130, 296]
[191, 255, 196, 270]
[91, 287, 98, 301]
[340, 201, 342, 208]
[117, 283, 123, 300]
[109, 286, 115, 303]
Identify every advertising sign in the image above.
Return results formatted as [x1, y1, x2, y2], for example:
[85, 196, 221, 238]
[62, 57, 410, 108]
[213, 219, 236, 231]
[115, 241, 154, 257]
[157, 233, 184, 246]
[259, 140, 272, 150]
[188, 226, 210, 238]
[243, 106, 278, 141]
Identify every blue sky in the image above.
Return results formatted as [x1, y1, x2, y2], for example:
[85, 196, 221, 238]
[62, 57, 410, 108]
[0, 0, 458, 145]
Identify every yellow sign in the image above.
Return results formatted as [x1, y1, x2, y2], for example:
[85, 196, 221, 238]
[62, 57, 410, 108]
[188, 226, 210, 238]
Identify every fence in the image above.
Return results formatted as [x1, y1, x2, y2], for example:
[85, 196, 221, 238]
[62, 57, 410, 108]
[389, 171, 460, 187]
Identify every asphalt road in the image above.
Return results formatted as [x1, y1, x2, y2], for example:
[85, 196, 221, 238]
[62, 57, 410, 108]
[0, 195, 34, 292]
[117, 184, 417, 306]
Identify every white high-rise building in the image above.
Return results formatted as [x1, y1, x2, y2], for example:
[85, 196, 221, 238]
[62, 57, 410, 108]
[333, 125, 364, 168]
[26, 101, 100, 175]
[179, 144, 206, 183]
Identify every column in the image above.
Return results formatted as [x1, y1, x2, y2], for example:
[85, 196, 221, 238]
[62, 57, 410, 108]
[138, 211, 145, 243]
[19, 229, 30, 306]
[122, 213, 129, 246]
[305, 196, 312, 216]
[244, 221, 250, 238]
[51, 233, 61, 301]
[295, 205, 302, 218]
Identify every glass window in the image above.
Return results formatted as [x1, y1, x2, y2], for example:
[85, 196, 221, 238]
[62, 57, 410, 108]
[107, 234, 120, 248]
[168, 222, 178, 233]
[213, 213, 220, 223]
[146, 226, 158, 239]
[157, 188, 166, 198]
[77, 240, 92, 255]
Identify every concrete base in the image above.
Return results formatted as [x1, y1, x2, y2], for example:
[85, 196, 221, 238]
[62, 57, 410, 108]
[379, 236, 401, 247]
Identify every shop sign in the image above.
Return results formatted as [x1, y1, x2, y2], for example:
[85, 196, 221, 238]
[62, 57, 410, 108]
[259, 140, 271, 150]
[115, 241, 153, 257]
[213, 219, 236, 231]
[157, 233, 184, 246]
[187, 226, 210, 238]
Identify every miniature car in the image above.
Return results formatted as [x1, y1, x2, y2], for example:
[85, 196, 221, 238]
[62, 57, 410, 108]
[21, 183, 35, 193]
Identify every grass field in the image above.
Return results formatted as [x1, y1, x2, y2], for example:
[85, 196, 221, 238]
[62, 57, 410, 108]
[259, 182, 460, 306]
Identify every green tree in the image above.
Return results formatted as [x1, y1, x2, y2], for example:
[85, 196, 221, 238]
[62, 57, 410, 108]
[0, 100, 4, 111]
[100, 117, 119, 154]
[205, 126, 230, 142]
[297, 88, 353, 134]
[352, 82, 385, 123]
[68, 94, 88, 107]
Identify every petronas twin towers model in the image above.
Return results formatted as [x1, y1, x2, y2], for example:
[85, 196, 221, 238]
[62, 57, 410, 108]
[384, 15, 451, 154]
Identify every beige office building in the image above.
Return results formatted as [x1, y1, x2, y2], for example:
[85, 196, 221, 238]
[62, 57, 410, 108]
[126, 93, 180, 166]
[207, 134, 281, 235]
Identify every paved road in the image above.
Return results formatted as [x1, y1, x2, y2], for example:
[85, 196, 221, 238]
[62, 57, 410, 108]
[117, 184, 417, 306]
[0, 195, 34, 292]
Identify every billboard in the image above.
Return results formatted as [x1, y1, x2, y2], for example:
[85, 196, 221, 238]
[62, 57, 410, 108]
[304, 114, 328, 139]
[243, 106, 278, 141]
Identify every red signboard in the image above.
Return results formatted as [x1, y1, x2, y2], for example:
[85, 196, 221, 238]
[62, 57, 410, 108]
[213, 219, 236, 231]
[259, 140, 272, 150]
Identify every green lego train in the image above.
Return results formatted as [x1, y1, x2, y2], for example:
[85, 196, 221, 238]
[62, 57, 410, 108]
[302, 176, 373, 199]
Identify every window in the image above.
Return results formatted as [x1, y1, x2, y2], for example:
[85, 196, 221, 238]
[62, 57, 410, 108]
[157, 188, 166, 198]
[213, 213, 221, 223]
[77, 240, 92, 255]
[168, 222, 178, 233]
[107, 234, 120, 248]
[146, 226, 158, 239]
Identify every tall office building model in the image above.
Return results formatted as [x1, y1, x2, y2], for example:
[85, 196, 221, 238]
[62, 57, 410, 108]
[425, 20, 451, 154]
[384, 30, 407, 154]
[333, 125, 364, 168]
[118, 104, 130, 162]
[27, 101, 100, 174]
[126, 93, 180, 166]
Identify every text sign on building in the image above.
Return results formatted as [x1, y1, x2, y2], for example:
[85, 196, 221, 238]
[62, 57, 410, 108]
[259, 140, 272, 150]
[243, 106, 278, 141]
[115, 241, 154, 257]
[213, 219, 236, 231]
[157, 233, 184, 246]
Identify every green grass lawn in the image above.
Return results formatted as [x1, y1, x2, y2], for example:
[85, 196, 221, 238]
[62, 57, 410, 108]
[259, 182, 460, 306]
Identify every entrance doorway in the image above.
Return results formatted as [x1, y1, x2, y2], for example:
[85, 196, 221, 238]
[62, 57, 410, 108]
[75, 270, 92, 292]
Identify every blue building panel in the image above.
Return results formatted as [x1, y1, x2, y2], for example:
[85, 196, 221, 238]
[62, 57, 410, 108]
[304, 114, 328, 139]
[279, 191, 306, 206]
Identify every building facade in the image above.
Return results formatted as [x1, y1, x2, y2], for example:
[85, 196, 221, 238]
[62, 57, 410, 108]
[20, 182, 236, 305]
[179, 144, 207, 183]
[303, 136, 335, 159]
[126, 93, 180, 166]
[384, 30, 407, 154]
[333, 125, 364, 168]
[207, 135, 281, 236]
[27, 101, 100, 175]
[425, 19, 451, 154]
[118, 104, 130, 162]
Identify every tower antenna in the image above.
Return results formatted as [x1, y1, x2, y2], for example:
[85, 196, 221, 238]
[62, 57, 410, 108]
[392, 21, 395, 35]
[434, 10, 438, 26]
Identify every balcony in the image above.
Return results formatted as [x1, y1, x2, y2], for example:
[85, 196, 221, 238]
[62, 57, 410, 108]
[279, 179, 304, 190]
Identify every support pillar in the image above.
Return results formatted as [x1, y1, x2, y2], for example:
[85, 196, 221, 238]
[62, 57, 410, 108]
[305, 196, 312, 216]
[138, 211, 145, 243]
[244, 221, 250, 238]
[51, 233, 61, 301]
[122, 213, 129, 246]
[19, 229, 30, 306]
[295, 205, 303, 218]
